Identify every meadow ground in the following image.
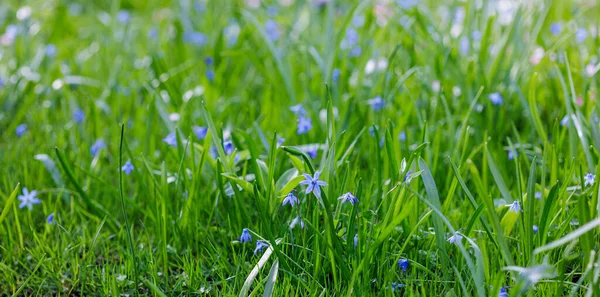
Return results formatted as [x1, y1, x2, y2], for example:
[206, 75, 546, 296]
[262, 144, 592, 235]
[2, 0, 600, 296]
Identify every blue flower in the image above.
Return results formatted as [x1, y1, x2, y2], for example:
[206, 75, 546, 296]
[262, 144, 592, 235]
[349, 46, 362, 57]
[206, 69, 215, 82]
[471, 30, 482, 41]
[297, 117, 312, 135]
[224, 141, 235, 155]
[341, 28, 359, 49]
[121, 160, 134, 175]
[117, 10, 131, 24]
[254, 240, 269, 255]
[290, 216, 305, 229]
[282, 192, 298, 207]
[535, 191, 542, 200]
[240, 228, 252, 243]
[397, 258, 409, 272]
[73, 109, 85, 123]
[550, 22, 562, 35]
[305, 147, 317, 159]
[18, 187, 41, 210]
[290, 104, 306, 116]
[47, 213, 55, 224]
[560, 115, 569, 127]
[489, 93, 504, 105]
[265, 20, 280, 41]
[508, 150, 517, 160]
[148, 28, 158, 39]
[533, 225, 539, 234]
[193, 126, 208, 140]
[398, 131, 406, 141]
[45, 44, 57, 57]
[498, 286, 509, 297]
[447, 232, 463, 244]
[368, 96, 385, 111]
[16, 124, 27, 137]
[277, 137, 285, 147]
[508, 200, 522, 213]
[300, 171, 328, 199]
[183, 31, 207, 46]
[338, 192, 358, 205]
[403, 170, 413, 184]
[575, 28, 588, 43]
[163, 133, 178, 147]
[332, 68, 341, 83]
[459, 36, 470, 56]
[267, 5, 279, 17]
[90, 139, 106, 156]
[354, 233, 358, 248]
[204, 56, 214, 66]
[391, 282, 406, 292]
[585, 173, 595, 187]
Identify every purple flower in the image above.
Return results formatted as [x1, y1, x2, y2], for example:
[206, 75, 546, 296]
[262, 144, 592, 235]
[535, 191, 542, 200]
[489, 93, 504, 105]
[45, 44, 57, 57]
[290, 216, 305, 229]
[117, 10, 131, 24]
[148, 28, 158, 39]
[550, 22, 562, 35]
[267, 5, 279, 17]
[305, 147, 317, 159]
[204, 56, 214, 66]
[300, 171, 327, 199]
[206, 69, 215, 82]
[183, 31, 207, 46]
[47, 213, 55, 224]
[297, 117, 312, 135]
[290, 104, 306, 116]
[508, 200, 522, 213]
[341, 28, 359, 49]
[277, 137, 285, 147]
[508, 150, 517, 160]
[265, 20, 280, 41]
[282, 192, 298, 207]
[584, 173, 595, 187]
[459, 36, 470, 56]
[121, 160, 134, 175]
[349, 46, 362, 57]
[16, 124, 27, 137]
[533, 225, 539, 234]
[338, 192, 358, 205]
[447, 232, 462, 244]
[398, 131, 406, 141]
[163, 133, 178, 147]
[332, 68, 341, 83]
[368, 96, 385, 111]
[498, 287, 509, 297]
[90, 139, 106, 156]
[240, 228, 252, 243]
[18, 187, 41, 210]
[224, 141, 235, 155]
[193, 126, 208, 140]
[73, 109, 85, 123]
[403, 170, 413, 184]
[397, 258, 409, 272]
[575, 28, 588, 43]
[254, 240, 269, 254]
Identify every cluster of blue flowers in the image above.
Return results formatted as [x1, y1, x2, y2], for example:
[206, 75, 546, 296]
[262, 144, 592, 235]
[290, 104, 312, 135]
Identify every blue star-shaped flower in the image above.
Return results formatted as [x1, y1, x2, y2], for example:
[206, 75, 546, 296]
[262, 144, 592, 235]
[300, 171, 328, 199]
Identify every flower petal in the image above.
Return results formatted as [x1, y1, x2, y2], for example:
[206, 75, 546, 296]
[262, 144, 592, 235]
[317, 180, 328, 186]
[314, 185, 321, 199]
